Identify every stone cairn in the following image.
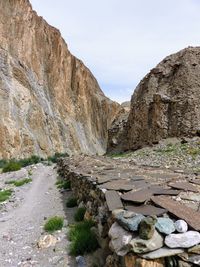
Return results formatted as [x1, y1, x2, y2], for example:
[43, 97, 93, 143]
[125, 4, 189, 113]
[58, 157, 200, 267]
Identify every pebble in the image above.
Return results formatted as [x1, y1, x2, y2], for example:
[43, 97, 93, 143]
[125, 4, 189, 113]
[165, 231, 200, 248]
[175, 220, 188, 233]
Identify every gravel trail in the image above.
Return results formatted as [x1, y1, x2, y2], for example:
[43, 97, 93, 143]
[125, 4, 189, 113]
[0, 164, 75, 267]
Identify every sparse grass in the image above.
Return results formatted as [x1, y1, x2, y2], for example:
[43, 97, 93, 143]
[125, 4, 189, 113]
[0, 159, 8, 169]
[5, 178, 32, 187]
[0, 189, 12, 202]
[74, 207, 86, 222]
[69, 220, 98, 255]
[66, 197, 77, 208]
[108, 152, 132, 158]
[56, 180, 71, 190]
[44, 216, 64, 232]
[14, 178, 32, 187]
[2, 161, 22, 173]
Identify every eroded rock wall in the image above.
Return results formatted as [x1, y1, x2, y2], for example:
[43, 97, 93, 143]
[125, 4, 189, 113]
[108, 47, 200, 152]
[0, 0, 120, 159]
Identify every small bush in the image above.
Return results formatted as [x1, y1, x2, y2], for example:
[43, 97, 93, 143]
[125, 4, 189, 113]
[66, 197, 77, 208]
[56, 180, 71, 190]
[74, 207, 86, 222]
[48, 152, 69, 163]
[0, 189, 12, 202]
[44, 216, 64, 232]
[69, 220, 98, 255]
[0, 159, 8, 169]
[2, 161, 22, 173]
[18, 155, 42, 167]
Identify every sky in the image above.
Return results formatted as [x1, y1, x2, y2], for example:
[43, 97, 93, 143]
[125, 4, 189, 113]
[30, 0, 200, 103]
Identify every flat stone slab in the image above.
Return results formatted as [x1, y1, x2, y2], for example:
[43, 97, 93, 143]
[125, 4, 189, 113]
[153, 189, 182, 196]
[121, 189, 153, 203]
[169, 182, 199, 192]
[141, 247, 184, 259]
[126, 204, 166, 216]
[189, 179, 200, 186]
[165, 231, 200, 248]
[99, 180, 134, 191]
[105, 190, 123, 211]
[151, 196, 200, 231]
[179, 192, 200, 202]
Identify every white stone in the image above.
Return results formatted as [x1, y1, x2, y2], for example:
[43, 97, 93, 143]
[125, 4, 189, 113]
[165, 231, 200, 248]
[175, 220, 188, 233]
[108, 222, 133, 256]
[141, 247, 184, 259]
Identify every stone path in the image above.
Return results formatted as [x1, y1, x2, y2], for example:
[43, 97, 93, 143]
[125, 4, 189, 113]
[0, 164, 75, 267]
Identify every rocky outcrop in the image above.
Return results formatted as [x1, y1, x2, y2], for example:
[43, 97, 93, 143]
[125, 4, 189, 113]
[107, 103, 130, 153]
[0, 0, 120, 159]
[107, 47, 200, 152]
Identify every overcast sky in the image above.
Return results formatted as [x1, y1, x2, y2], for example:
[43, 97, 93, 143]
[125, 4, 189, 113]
[30, 0, 200, 103]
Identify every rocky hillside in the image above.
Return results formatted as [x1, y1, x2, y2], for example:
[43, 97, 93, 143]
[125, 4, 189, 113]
[108, 47, 200, 153]
[0, 0, 120, 159]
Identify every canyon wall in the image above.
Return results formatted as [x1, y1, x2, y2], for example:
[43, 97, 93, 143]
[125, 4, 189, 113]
[0, 0, 120, 158]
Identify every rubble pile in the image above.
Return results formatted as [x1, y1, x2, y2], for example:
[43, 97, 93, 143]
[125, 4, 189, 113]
[58, 155, 200, 267]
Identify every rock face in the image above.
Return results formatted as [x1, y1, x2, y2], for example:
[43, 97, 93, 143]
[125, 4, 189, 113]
[0, 0, 120, 159]
[107, 47, 200, 152]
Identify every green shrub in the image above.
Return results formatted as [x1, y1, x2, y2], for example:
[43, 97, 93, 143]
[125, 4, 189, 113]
[44, 216, 64, 232]
[56, 180, 71, 190]
[0, 189, 12, 202]
[2, 161, 22, 173]
[74, 207, 86, 222]
[48, 152, 69, 163]
[66, 197, 77, 208]
[18, 155, 42, 167]
[69, 220, 98, 255]
[0, 159, 8, 169]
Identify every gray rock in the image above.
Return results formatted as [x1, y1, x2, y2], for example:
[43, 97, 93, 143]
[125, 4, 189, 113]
[156, 217, 175, 235]
[115, 210, 145, 232]
[175, 220, 188, 233]
[187, 254, 200, 266]
[141, 247, 184, 259]
[108, 222, 133, 256]
[130, 230, 163, 254]
[76, 256, 86, 267]
[165, 231, 200, 248]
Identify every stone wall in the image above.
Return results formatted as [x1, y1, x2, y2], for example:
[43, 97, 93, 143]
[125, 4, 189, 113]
[57, 156, 198, 267]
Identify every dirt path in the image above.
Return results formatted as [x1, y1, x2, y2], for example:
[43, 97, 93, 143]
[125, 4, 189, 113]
[0, 164, 76, 267]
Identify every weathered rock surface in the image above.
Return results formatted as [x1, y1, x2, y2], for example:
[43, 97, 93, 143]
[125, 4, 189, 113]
[165, 231, 200, 248]
[155, 218, 175, 235]
[175, 220, 188, 233]
[0, 0, 120, 159]
[107, 47, 200, 152]
[130, 230, 163, 254]
[141, 247, 184, 259]
[108, 222, 133, 256]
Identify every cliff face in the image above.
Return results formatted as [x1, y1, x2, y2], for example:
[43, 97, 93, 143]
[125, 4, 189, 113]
[107, 47, 200, 152]
[0, 0, 120, 159]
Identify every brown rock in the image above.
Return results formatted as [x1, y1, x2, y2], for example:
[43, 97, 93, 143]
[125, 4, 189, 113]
[0, 0, 121, 159]
[124, 254, 165, 267]
[107, 47, 200, 152]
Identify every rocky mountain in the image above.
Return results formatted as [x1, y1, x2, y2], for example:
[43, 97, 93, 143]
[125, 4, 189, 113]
[107, 47, 200, 153]
[0, 0, 121, 159]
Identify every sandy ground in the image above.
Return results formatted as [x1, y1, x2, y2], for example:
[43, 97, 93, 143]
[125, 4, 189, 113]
[0, 164, 76, 267]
